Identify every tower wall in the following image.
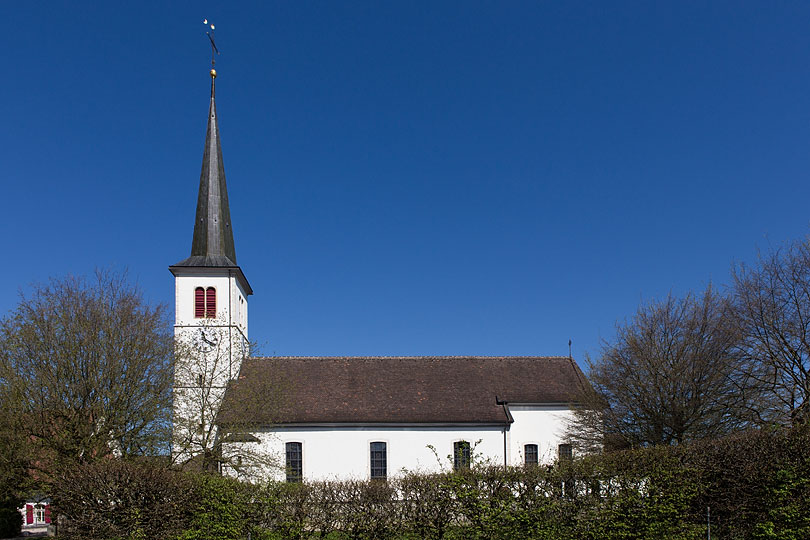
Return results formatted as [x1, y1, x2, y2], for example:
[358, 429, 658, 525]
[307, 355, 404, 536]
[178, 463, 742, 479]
[171, 268, 249, 467]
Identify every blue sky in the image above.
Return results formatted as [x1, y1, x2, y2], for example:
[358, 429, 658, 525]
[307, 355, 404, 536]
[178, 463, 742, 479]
[4, 1, 810, 362]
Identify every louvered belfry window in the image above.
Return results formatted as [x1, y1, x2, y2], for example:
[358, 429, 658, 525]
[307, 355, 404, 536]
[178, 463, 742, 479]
[194, 287, 217, 318]
[194, 287, 206, 317]
[205, 287, 216, 318]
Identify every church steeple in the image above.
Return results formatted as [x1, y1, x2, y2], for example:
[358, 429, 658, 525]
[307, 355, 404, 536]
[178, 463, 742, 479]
[180, 69, 237, 266]
[170, 68, 252, 295]
[170, 27, 251, 469]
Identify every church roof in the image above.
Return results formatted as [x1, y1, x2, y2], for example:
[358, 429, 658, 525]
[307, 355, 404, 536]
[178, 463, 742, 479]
[217, 356, 586, 427]
[173, 72, 238, 268]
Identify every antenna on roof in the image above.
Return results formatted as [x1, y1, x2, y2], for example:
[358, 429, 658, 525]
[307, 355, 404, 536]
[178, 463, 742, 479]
[566, 339, 586, 391]
[204, 19, 220, 69]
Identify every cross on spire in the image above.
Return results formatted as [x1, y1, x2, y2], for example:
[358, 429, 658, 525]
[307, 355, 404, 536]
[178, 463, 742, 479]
[172, 20, 237, 268]
[169, 18, 252, 297]
[204, 19, 220, 68]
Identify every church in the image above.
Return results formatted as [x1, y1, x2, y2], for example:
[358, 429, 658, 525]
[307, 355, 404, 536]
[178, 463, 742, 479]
[170, 67, 586, 482]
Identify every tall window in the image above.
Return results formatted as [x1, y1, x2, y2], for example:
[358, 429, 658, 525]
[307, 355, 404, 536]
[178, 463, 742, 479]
[370, 442, 387, 479]
[558, 443, 573, 461]
[453, 440, 471, 470]
[524, 444, 539, 465]
[285, 442, 302, 483]
[194, 287, 216, 318]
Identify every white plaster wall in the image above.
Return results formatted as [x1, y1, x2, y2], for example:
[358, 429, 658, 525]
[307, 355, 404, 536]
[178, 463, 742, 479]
[232, 278, 249, 338]
[225, 425, 508, 482]
[172, 384, 227, 464]
[507, 405, 575, 465]
[175, 273, 232, 326]
[172, 269, 249, 463]
[173, 270, 249, 375]
[175, 272, 248, 336]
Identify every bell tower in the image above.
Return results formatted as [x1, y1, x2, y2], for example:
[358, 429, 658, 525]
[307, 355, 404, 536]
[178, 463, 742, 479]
[169, 64, 252, 468]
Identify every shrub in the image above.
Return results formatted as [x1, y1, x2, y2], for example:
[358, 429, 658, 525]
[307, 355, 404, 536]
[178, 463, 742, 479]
[46, 425, 810, 540]
[752, 466, 810, 540]
[178, 473, 253, 540]
[571, 448, 703, 540]
[252, 481, 312, 539]
[398, 472, 456, 540]
[52, 459, 193, 540]
[0, 504, 22, 539]
[337, 479, 399, 540]
[686, 424, 810, 538]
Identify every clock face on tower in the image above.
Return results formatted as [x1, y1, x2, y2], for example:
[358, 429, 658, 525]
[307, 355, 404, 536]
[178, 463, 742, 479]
[199, 327, 219, 351]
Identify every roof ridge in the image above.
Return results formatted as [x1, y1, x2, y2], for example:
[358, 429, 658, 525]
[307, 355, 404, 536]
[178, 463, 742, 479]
[248, 355, 571, 360]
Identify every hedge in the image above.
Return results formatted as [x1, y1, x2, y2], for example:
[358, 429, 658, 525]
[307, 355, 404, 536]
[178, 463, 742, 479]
[49, 424, 810, 540]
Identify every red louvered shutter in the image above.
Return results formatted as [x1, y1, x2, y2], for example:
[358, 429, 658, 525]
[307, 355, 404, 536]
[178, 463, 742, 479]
[195, 288, 205, 318]
[26, 504, 33, 524]
[44, 505, 51, 524]
[206, 287, 216, 318]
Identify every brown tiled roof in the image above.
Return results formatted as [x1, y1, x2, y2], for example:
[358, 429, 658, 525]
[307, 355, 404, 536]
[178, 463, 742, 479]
[217, 356, 586, 427]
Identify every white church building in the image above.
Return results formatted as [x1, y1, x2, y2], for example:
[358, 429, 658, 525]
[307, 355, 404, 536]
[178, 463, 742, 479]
[171, 68, 586, 482]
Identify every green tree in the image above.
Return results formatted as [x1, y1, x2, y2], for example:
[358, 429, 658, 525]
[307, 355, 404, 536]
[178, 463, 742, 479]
[0, 270, 173, 474]
[0, 396, 27, 538]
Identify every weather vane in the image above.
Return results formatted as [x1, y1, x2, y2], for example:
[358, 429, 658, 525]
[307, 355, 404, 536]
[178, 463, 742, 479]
[204, 19, 220, 69]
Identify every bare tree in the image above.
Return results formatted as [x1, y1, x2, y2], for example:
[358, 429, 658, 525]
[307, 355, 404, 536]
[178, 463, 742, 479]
[732, 238, 810, 425]
[569, 286, 747, 450]
[171, 318, 281, 479]
[0, 271, 173, 473]
[171, 318, 232, 472]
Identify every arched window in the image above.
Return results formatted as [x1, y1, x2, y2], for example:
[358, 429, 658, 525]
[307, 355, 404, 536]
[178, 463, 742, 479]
[453, 440, 470, 470]
[286, 442, 302, 483]
[194, 287, 217, 318]
[370, 442, 387, 480]
[194, 287, 205, 317]
[524, 444, 539, 465]
[205, 287, 216, 318]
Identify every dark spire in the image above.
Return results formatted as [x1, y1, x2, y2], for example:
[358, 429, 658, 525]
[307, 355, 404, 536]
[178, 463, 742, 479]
[174, 70, 238, 267]
[170, 36, 252, 295]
